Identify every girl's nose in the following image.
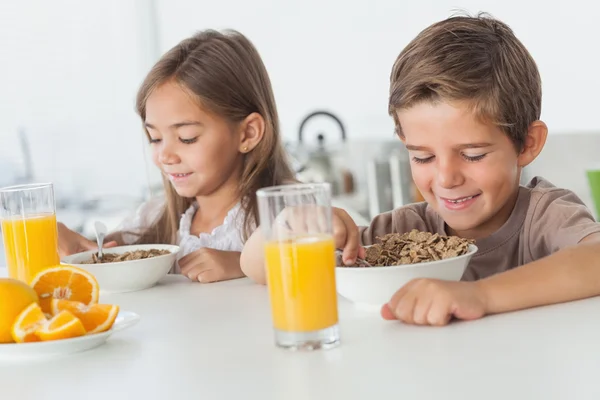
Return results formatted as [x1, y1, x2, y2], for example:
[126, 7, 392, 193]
[158, 142, 180, 165]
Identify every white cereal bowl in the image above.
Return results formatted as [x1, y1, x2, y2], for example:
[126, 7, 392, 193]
[61, 244, 180, 293]
[335, 244, 478, 311]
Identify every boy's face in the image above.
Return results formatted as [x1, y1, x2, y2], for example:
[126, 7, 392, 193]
[397, 101, 526, 239]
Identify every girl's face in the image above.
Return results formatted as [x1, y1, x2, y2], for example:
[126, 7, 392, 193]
[145, 80, 244, 199]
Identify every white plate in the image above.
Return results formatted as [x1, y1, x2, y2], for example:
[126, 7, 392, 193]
[0, 310, 140, 360]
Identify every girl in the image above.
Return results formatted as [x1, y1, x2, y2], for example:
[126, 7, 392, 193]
[58, 29, 298, 283]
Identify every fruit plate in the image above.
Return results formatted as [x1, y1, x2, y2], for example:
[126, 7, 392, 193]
[0, 310, 140, 360]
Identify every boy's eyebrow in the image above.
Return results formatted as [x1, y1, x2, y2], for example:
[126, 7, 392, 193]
[457, 142, 493, 149]
[405, 143, 493, 151]
[144, 120, 203, 129]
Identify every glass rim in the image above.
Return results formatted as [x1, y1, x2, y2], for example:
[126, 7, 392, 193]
[256, 182, 331, 198]
[0, 182, 53, 193]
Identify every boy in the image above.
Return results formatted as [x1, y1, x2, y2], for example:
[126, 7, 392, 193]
[240, 14, 600, 326]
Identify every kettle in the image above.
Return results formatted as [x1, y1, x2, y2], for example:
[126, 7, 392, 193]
[294, 110, 354, 196]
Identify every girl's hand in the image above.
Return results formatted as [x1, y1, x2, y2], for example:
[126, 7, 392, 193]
[381, 279, 488, 326]
[57, 222, 117, 258]
[179, 248, 245, 283]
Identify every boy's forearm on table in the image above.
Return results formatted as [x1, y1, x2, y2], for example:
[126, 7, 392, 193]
[476, 241, 600, 315]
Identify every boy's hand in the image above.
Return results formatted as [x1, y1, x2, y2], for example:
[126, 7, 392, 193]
[332, 207, 365, 266]
[179, 248, 245, 283]
[381, 279, 488, 326]
[272, 205, 365, 266]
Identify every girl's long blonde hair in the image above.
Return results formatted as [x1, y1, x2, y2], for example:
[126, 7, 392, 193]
[132, 29, 295, 245]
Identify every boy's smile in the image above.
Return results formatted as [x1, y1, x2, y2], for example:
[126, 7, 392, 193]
[397, 100, 525, 240]
[439, 193, 482, 211]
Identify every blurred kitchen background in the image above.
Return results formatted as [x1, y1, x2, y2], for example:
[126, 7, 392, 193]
[1, 0, 599, 256]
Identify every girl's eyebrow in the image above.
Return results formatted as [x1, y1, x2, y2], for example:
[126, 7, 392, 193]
[144, 120, 203, 130]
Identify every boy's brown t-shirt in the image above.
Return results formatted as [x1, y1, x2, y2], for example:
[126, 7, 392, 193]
[359, 177, 600, 281]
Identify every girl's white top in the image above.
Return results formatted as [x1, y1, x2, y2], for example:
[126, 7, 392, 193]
[177, 201, 245, 256]
[117, 197, 245, 273]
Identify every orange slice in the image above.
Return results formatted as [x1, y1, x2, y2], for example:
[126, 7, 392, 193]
[50, 299, 119, 334]
[11, 303, 47, 343]
[30, 265, 99, 314]
[36, 310, 86, 341]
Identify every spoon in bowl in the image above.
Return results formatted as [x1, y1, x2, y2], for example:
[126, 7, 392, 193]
[94, 221, 107, 261]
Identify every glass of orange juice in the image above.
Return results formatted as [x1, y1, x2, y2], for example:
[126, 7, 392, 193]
[257, 183, 340, 350]
[0, 183, 60, 283]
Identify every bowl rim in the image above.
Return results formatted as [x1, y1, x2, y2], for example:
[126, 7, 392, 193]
[336, 243, 478, 271]
[61, 244, 180, 266]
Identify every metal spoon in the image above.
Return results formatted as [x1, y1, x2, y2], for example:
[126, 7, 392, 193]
[94, 221, 107, 261]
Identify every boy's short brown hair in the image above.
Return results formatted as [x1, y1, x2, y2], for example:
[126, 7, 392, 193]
[388, 13, 541, 151]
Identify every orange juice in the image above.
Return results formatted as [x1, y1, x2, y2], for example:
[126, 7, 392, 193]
[265, 235, 338, 332]
[1, 213, 60, 283]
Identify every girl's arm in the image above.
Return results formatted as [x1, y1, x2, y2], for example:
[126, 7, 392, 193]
[240, 227, 267, 284]
[57, 222, 118, 257]
[240, 207, 363, 285]
[58, 197, 164, 257]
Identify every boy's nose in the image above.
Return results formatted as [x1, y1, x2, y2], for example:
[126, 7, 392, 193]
[436, 159, 464, 189]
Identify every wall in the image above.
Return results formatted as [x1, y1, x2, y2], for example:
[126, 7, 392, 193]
[155, 0, 600, 142]
[0, 0, 599, 202]
[0, 0, 157, 201]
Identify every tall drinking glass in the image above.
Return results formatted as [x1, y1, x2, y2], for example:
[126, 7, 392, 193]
[0, 183, 59, 283]
[257, 183, 340, 350]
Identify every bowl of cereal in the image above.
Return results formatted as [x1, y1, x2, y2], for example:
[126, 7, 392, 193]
[61, 244, 180, 293]
[335, 230, 477, 310]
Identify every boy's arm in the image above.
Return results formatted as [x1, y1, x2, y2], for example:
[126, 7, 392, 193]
[383, 233, 600, 325]
[481, 187, 600, 314]
[477, 233, 600, 314]
[383, 190, 600, 325]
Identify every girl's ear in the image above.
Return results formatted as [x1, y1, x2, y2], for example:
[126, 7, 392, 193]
[238, 112, 265, 153]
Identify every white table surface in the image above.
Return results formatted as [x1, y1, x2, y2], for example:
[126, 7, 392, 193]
[1, 267, 600, 400]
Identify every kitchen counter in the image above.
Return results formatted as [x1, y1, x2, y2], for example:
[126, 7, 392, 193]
[1, 269, 599, 399]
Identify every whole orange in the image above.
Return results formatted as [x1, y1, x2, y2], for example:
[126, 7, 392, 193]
[0, 278, 40, 343]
